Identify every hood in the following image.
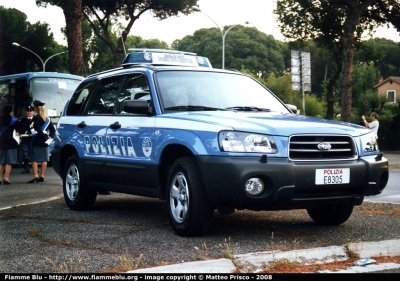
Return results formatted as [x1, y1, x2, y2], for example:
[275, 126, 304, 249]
[161, 111, 370, 137]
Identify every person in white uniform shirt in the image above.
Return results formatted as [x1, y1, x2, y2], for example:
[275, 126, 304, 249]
[362, 112, 379, 138]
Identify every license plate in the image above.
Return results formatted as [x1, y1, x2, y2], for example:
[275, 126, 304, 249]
[315, 168, 350, 185]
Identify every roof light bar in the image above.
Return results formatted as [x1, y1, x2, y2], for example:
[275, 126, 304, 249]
[122, 49, 212, 68]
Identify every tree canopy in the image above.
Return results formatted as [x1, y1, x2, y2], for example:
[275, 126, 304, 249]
[36, 0, 199, 74]
[173, 26, 287, 76]
[80, 18, 169, 75]
[274, 0, 400, 122]
[0, 6, 68, 75]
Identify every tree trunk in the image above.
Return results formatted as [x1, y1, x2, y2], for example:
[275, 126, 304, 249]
[326, 66, 341, 120]
[339, 0, 376, 122]
[340, 13, 359, 122]
[64, 0, 83, 76]
[340, 21, 355, 123]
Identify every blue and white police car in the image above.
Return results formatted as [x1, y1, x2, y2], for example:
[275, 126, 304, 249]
[52, 49, 389, 236]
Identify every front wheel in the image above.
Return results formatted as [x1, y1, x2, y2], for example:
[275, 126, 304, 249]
[306, 203, 354, 225]
[63, 154, 97, 210]
[167, 156, 214, 236]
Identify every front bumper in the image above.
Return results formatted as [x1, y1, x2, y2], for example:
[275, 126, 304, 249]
[196, 154, 389, 211]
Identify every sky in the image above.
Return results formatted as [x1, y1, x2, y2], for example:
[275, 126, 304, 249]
[1, 0, 400, 47]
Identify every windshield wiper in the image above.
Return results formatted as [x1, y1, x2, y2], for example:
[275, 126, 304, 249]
[164, 105, 228, 111]
[226, 106, 270, 112]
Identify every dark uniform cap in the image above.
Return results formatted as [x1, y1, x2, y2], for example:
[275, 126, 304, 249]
[33, 100, 45, 107]
[26, 105, 34, 111]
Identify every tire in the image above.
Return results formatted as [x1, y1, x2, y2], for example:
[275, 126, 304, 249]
[306, 203, 354, 225]
[167, 156, 214, 236]
[63, 154, 97, 211]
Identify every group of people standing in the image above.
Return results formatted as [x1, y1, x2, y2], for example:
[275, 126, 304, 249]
[0, 100, 55, 185]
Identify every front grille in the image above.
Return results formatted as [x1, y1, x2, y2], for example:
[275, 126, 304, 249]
[289, 135, 357, 161]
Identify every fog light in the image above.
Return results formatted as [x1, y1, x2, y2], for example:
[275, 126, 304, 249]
[245, 178, 264, 195]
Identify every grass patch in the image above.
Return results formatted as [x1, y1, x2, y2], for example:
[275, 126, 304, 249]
[194, 242, 210, 260]
[193, 238, 239, 261]
[221, 237, 234, 260]
[344, 244, 361, 259]
[45, 254, 83, 273]
[116, 252, 144, 271]
[355, 204, 400, 217]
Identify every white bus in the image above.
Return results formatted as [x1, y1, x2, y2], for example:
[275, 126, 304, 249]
[0, 72, 84, 123]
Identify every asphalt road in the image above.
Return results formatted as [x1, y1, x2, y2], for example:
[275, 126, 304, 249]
[0, 153, 399, 273]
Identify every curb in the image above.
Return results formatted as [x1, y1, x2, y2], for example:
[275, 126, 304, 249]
[127, 239, 400, 273]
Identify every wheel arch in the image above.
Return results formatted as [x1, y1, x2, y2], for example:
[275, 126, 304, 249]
[158, 144, 197, 200]
[59, 144, 81, 177]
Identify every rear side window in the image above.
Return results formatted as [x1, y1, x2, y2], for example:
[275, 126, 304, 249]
[66, 80, 97, 115]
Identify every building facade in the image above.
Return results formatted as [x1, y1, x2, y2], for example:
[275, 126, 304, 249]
[374, 76, 400, 104]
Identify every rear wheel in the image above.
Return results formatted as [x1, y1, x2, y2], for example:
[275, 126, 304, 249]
[307, 203, 354, 225]
[63, 154, 97, 210]
[167, 156, 214, 236]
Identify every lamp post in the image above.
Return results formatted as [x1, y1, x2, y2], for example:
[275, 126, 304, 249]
[12, 42, 67, 72]
[192, 6, 249, 69]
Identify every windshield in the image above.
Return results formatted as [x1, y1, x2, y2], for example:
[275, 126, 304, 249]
[30, 77, 82, 116]
[155, 71, 289, 113]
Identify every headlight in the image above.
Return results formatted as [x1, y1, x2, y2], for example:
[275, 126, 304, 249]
[219, 131, 277, 153]
[360, 132, 379, 152]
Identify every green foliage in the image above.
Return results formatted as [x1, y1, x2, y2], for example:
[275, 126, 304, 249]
[37, 0, 199, 71]
[375, 106, 400, 150]
[0, 6, 68, 75]
[357, 88, 387, 118]
[79, 18, 169, 75]
[352, 62, 381, 109]
[304, 95, 325, 118]
[355, 38, 400, 78]
[357, 89, 376, 118]
[265, 73, 278, 92]
[264, 73, 297, 105]
[350, 99, 400, 150]
[274, 0, 400, 122]
[173, 26, 286, 75]
[126, 37, 169, 50]
[172, 27, 221, 64]
[244, 68, 324, 118]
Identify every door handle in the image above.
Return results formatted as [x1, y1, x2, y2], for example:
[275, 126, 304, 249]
[77, 121, 86, 128]
[109, 122, 121, 129]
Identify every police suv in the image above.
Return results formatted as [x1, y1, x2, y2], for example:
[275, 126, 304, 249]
[52, 49, 389, 236]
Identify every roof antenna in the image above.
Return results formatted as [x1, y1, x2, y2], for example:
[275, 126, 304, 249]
[120, 35, 127, 56]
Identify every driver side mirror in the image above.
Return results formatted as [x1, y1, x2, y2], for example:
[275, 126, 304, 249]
[123, 100, 151, 115]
